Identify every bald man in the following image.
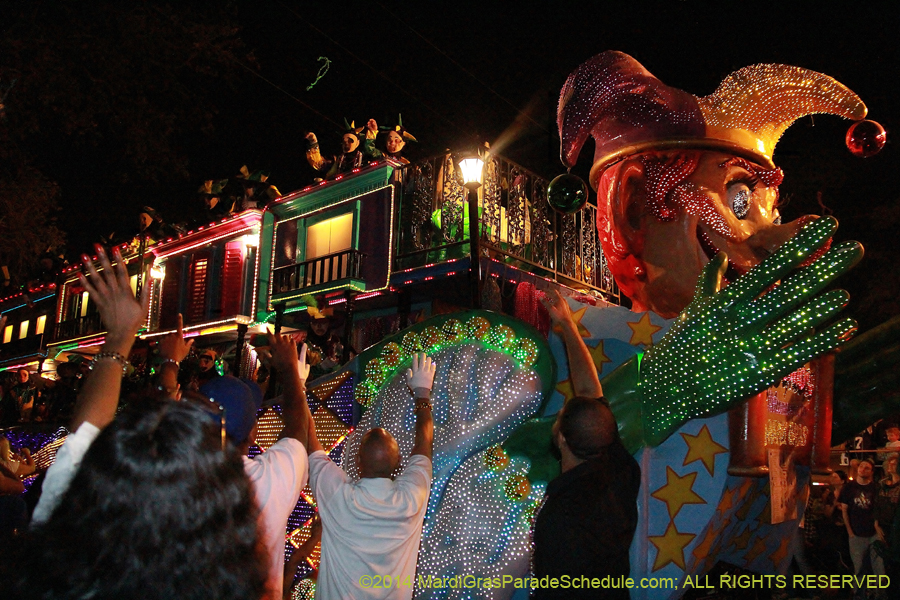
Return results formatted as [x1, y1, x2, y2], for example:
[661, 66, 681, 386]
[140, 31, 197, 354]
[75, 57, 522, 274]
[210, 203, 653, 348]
[307, 353, 435, 599]
[531, 292, 641, 599]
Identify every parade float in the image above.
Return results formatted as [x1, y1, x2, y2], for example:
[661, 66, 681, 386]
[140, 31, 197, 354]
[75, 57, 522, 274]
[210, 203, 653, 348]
[0, 50, 892, 599]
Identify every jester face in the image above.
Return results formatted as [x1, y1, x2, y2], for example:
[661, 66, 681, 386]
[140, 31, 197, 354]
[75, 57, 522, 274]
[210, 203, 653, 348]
[385, 130, 405, 155]
[342, 133, 360, 154]
[597, 150, 814, 318]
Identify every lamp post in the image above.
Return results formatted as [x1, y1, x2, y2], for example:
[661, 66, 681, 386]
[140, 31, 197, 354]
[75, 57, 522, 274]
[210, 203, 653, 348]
[459, 153, 485, 309]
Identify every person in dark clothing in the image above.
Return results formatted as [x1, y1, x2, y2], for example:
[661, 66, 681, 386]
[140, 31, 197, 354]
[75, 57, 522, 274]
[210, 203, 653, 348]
[531, 290, 641, 599]
[839, 458, 886, 589]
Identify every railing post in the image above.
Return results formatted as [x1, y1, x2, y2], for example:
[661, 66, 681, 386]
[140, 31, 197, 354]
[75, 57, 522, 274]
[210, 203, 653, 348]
[342, 292, 355, 364]
[467, 186, 481, 309]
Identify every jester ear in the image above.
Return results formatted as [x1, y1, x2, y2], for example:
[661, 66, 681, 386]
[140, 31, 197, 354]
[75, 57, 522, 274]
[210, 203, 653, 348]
[402, 131, 418, 143]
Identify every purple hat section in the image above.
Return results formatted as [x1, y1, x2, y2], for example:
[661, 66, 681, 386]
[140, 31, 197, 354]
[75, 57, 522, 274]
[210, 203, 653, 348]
[200, 375, 263, 444]
[558, 51, 705, 172]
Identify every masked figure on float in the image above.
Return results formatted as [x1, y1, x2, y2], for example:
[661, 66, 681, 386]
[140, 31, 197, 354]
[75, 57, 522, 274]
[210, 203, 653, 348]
[312, 51, 885, 598]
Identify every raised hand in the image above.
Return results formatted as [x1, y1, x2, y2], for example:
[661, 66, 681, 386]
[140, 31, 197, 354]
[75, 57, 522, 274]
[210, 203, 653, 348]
[638, 216, 861, 446]
[78, 246, 149, 347]
[405, 353, 436, 395]
[265, 331, 306, 377]
[158, 314, 194, 363]
[540, 289, 574, 328]
[366, 118, 378, 133]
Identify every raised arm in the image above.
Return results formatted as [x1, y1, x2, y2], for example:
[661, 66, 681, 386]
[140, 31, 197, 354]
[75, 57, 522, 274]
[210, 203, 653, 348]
[71, 247, 149, 432]
[267, 332, 311, 448]
[407, 353, 436, 460]
[16, 447, 35, 477]
[282, 515, 322, 599]
[156, 314, 194, 400]
[542, 289, 603, 398]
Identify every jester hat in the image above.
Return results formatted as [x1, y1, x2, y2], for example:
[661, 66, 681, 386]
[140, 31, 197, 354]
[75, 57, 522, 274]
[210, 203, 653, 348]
[343, 118, 365, 139]
[558, 51, 868, 189]
[379, 114, 418, 143]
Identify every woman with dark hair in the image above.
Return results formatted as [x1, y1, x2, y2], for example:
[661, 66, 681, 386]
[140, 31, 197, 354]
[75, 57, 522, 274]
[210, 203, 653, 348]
[2, 246, 266, 599]
[9, 399, 266, 600]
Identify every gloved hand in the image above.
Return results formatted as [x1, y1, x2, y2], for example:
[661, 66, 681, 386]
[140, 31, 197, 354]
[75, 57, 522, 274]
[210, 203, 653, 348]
[405, 352, 436, 398]
[638, 215, 861, 446]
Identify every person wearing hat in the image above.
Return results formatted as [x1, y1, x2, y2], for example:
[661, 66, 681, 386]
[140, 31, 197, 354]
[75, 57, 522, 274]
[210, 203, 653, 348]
[156, 315, 314, 600]
[196, 348, 219, 387]
[197, 178, 232, 221]
[233, 165, 281, 211]
[557, 51, 872, 319]
[365, 116, 417, 165]
[305, 118, 378, 180]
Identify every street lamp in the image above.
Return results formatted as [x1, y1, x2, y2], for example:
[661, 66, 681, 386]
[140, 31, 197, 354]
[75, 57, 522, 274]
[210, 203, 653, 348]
[458, 152, 485, 309]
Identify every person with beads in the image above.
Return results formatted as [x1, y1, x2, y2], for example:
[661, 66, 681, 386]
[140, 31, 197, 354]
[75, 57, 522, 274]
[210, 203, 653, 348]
[530, 289, 640, 599]
[306, 352, 435, 600]
[154, 317, 313, 600]
[17, 245, 267, 600]
[306, 119, 379, 181]
[364, 116, 417, 165]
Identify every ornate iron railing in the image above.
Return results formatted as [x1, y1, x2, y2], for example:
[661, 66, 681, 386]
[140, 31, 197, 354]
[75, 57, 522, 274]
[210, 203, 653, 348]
[53, 312, 102, 341]
[272, 249, 365, 295]
[394, 153, 619, 301]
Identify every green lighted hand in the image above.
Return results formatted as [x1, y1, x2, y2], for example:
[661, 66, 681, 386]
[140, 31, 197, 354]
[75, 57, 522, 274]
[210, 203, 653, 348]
[637, 216, 861, 446]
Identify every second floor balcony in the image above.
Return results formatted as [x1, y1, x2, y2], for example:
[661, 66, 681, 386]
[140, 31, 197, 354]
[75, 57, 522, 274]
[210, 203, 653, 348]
[394, 152, 619, 301]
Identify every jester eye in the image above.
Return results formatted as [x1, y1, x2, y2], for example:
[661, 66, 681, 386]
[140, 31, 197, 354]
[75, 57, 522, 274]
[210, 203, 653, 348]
[727, 183, 752, 219]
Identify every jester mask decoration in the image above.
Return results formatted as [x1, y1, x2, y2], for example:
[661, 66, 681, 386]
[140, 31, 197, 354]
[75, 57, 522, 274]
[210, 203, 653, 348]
[558, 51, 869, 316]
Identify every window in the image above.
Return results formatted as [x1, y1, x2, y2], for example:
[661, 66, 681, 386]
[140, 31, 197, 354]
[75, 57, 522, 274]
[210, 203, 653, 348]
[36, 315, 47, 335]
[3, 325, 12, 344]
[130, 274, 138, 296]
[80, 291, 90, 317]
[186, 255, 210, 324]
[19, 320, 29, 339]
[305, 213, 354, 284]
[306, 213, 353, 259]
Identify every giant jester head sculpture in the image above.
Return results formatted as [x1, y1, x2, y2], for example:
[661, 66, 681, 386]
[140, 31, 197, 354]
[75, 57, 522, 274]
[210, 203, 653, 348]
[559, 51, 869, 317]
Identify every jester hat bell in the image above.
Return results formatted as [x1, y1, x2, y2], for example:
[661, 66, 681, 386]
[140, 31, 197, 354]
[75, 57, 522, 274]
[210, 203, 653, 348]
[558, 51, 868, 189]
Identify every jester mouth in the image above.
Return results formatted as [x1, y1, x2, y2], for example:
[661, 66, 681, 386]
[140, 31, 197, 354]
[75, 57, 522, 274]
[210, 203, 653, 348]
[697, 229, 745, 284]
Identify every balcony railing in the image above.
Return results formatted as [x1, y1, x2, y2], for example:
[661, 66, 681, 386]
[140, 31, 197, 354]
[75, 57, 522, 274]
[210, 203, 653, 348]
[394, 153, 619, 301]
[272, 249, 365, 295]
[54, 313, 103, 341]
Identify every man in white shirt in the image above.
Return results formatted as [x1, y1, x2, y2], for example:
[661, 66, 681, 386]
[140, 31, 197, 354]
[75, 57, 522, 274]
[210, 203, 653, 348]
[308, 353, 436, 599]
[163, 330, 312, 600]
[34, 261, 311, 600]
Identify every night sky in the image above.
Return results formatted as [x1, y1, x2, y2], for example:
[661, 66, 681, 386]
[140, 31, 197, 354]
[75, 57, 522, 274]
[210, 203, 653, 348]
[5, 1, 899, 329]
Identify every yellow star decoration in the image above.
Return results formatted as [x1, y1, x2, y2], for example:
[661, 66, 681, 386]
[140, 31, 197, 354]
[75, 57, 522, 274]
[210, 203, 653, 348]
[680, 425, 728, 477]
[588, 340, 612, 373]
[651, 467, 707, 519]
[649, 520, 696, 571]
[552, 306, 591, 338]
[627, 312, 662, 346]
[555, 377, 577, 404]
